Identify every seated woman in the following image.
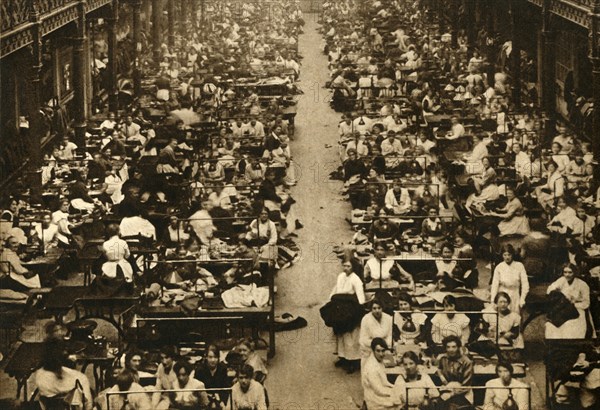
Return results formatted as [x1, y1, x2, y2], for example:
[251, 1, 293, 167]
[91, 224, 135, 296]
[170, 361, 209, 410]
[572, 206, 596, 245]
[236, 339, 268, 383]
[52, 198, 82, 248]
[361, 338, 395, 410]
[69, 169, 102, 213]
[245, 206, 277, 246]
[188, 200, 218, 246]
[453, 231, 478, 289]
[550, 141, 570, 174]
[490, 187, 531, 237]
[384, 180, 411, 215]
[435, 243, 471, 289]
[364, 243, 415, 290]
[484, 292, 524, 362]
[228, 364, 267, 410]
[162, 244, 198, 286]
[547, 196, 578, 236]
[566, 150, 587, 188]
[545, 263, 590, 339]
[30, 211, 59, 252]
[421, 206, 446, 244]
[429, 296, 470, 347]
[393, 293, 427, 346]
[0, 236, 41, 291]
[207, 182, 235, 212]
[535, 160, 565, 210]
[466, 157, 499, 211]
[369, 216, 399, 245]
[0, 197, 28, 247]
[34, 341, 93, 410]
[462, 133, 488, 165]
[97, 369, 151, 410]
[484, 362, 529, 410]
[101, 224, 134, 282]
[392, 351, 439, 409]
[203, 158, 226, 182]
[195, 345, 233, 407]
[161, 216, 191, 249]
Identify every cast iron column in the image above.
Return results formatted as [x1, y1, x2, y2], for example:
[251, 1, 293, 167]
[466, 0, 476, 58]
[589, 1, 600, 164]
[73, 0, 88, 148]
[180, 0, 188, 38]
[107, 0, 119, 113]
[451, 0, 459, 48]
[541, 0, 556, 141]
[132, 0, 142, 98]
[152, 0, 162, 63]
[486, 0, 496, 85]
[27, 0, 43, 196]
[510, 0, 521, 107]
[168, 0, 175, 48]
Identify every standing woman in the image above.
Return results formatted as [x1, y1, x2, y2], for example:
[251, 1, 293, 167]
[361, 338, 395, 410]
[359, 300, 393, 364]
[330, 260, 366, 373]
[491, 245, 529, 315]
[545, 263, 590, 339]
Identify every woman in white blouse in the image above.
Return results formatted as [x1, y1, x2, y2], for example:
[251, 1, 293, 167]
[362, 338, 395, 410]
[101, 224, 133, 282]
[330, 260, 366, 372]
[484, 362, 529, 410]
[31, 211, 59, 251]
[52, 198, 77, 246]
[392, 351, 439, 409]
[360, 300, 393, 362]
[535, 161, 565, 210]
[491, 245, 529, 315]
[545, 263, 590, 339]
[547, 196, 578, 235]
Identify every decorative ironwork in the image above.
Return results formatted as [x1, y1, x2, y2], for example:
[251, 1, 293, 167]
[1, 0, 30, 32]
[1, 0, 112, 59]
[38, 0, 71, 15]
[0, 28, 34, 57]
[86, 0, 113, 12]
[528, 0, 594, 28]
[41, 2, 79, 35]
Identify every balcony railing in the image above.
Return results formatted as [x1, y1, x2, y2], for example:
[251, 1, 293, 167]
[39, 0, 73, 14]
[1, 0, 30, 33]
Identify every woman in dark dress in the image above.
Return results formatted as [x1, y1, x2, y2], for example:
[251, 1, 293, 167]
[195, 345, 232, 406]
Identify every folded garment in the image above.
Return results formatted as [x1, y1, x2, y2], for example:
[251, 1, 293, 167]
[221, 284, 270, 308]
[0, 289, 29, 301]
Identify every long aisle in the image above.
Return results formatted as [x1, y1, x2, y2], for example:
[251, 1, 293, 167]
[267, 13, 363, 408]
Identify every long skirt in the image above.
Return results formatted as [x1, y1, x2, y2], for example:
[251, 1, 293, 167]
[337, 326, 361, 361]
[499, 215, 530, 236]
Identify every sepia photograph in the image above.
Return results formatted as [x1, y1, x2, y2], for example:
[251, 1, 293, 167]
[0, 0, 599, 409]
